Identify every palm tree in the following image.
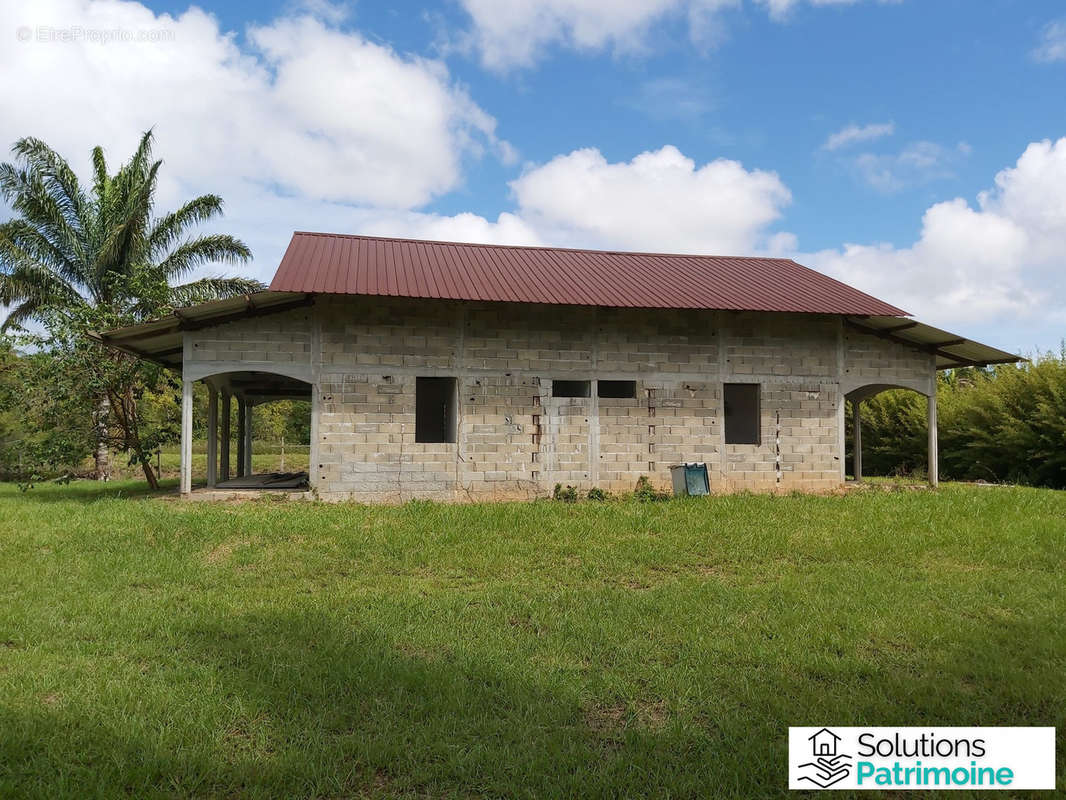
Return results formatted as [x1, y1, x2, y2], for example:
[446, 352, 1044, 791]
[0, 130, 264, 484]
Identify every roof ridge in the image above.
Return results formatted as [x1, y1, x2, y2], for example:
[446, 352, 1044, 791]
[291, 230, 799, 263]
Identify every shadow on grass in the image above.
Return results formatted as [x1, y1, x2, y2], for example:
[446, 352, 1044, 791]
[0, 478, 178, 504]
[1, 609, 730, 799]
[2, 609, 1062, 797]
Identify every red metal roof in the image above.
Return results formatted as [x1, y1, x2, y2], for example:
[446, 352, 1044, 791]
[268, 231, 908, 316]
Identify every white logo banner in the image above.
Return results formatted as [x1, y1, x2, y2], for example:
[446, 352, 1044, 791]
[788, 727, 1055, 790]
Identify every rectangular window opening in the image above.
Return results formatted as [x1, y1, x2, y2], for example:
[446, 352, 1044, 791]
[552, 379, 590, 398]
[724, 383, 760, 445]
[416, 377, 457, 443]
[597, 380, 637, 398]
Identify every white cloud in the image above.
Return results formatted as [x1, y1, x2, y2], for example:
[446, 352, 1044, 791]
[458, 0, 886, 69]
[1032, 18, 1066, 63]
[456, 0, 687, 70]
[756, 0, 885, 23]
[626, 77, 715, 120]
[508, 145, 792, 253]
[0, 0, 509, 212]
[263, 144, 793, 259]
[823, 122, 894, 151]
[850, 140, 961, 193]
[807, 138, 1066, 331]
[357, 210, 542, 247]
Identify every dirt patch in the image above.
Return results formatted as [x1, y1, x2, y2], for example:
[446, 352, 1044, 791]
[694, 559, 792, 585]
[857, 637, 917, 661]
[634, 699, 669, 729]
[395, 641, 451, 662]
[584, 699, 670, 735]
[203, 539, 249, 565]
[584, 702, 627, 735]
[922, 557, 985, 574]
[614, 577, 651, 590]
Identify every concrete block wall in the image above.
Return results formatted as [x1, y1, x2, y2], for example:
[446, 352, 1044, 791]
[186, 307, 312, 368]
[842, 326, 934, 385]
[182, 295, 935, 501]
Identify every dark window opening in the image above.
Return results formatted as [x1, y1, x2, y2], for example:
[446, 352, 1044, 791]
[416, 377, 457, 443]
[552, 379, 590, 398]
[597, 380, 637, 398]
[724, 383, 760, 445]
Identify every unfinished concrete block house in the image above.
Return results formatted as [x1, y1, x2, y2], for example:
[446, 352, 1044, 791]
[96, 232, 1020, 501]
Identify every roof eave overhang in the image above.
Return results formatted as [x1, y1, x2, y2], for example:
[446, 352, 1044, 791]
[845, 316, 1025, 370]
[90, 291, 314, 369]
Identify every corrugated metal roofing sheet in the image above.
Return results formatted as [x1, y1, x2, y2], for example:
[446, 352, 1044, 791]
[268, 231, 909, 316]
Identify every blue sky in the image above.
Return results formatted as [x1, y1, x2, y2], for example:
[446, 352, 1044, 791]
[3, 0, 1065, 353]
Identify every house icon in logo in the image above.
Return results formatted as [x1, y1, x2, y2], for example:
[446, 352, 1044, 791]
[809, 728, 841, 757]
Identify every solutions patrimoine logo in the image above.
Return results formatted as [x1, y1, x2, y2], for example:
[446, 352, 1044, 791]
[790, 726, 1055, 791]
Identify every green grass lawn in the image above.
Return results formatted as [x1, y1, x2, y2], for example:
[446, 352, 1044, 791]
[0, 482, 1063, 798]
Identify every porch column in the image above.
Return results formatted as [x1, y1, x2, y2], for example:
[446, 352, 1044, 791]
[236, 397, 247, 478]
[180, 377, 193, 495]
[220, 390, 231, 482]
[927, 390, 939, 488]
[206, 386, 218, 488]
[852, 399, 862, 482]
[242, 401, 253, 476]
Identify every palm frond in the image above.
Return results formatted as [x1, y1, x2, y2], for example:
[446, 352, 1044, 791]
[0, 163, 85, 284]
[10, 137, 88, 238]
[94, 157, 160, 294]
[0, 298, 44, 332]
[157, 234, 252, 282]
[168, 276, 266, 308]
[0, 220, 83, 290]
[146, 195, 225, 261]
[0, 262, 83, 329]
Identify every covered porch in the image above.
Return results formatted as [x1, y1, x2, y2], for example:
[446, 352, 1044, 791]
[841, 316, 1023, 488]
[180, 370, 313, 495]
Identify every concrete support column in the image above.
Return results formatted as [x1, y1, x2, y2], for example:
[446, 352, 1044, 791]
[220, 391, 231, 482]
[927, 390, 939, 488]
[852, 399, 862, 482]
[236, 397, 247, 478]
[242, 401, 253, 477]
[180, 378, 193, 495]
[206, 386, 218, 488]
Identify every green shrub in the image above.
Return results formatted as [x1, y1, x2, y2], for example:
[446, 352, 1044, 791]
[552, 483, 578, 502]
[633, 475, 670, 502]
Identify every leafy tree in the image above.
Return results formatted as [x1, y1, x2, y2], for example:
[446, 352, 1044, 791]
[0, 131, 263, 487]
[0, 336, 95, 481]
